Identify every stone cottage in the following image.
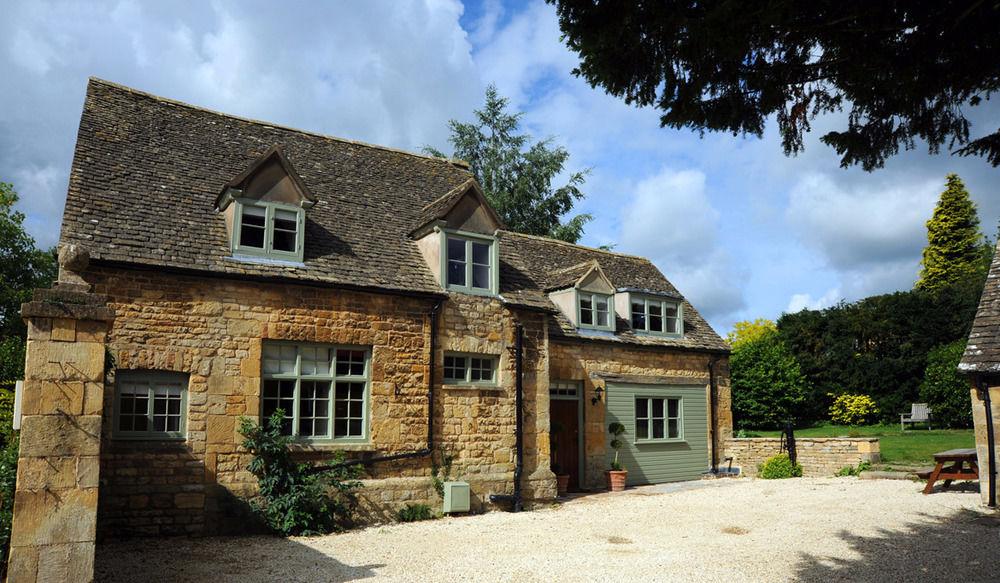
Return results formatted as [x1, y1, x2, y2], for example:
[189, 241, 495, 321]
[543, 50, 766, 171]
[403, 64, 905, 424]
[8, 79, 731, 580]
[959, 242, 1000, 507]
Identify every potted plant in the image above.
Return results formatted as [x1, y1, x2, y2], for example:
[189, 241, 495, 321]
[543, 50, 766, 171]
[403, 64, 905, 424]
[605, 422, 627, 491]
[550, 421, 571, 496]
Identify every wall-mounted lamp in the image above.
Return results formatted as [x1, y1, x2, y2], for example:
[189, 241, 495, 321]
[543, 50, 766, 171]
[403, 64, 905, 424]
[591, 386, 604, 406]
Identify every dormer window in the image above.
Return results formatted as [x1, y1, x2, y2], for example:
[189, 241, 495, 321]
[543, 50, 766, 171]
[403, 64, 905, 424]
[215, 146, 316, 265]
[233, 201, 304, 261]
[444, 231, 497, 295]
[578, 291, 613, 331]
[631, 296, 682, 336]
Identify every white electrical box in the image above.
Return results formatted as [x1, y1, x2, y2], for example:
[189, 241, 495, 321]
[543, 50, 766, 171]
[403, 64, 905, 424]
[13, 380, 23, 430]
[442, 481, 470, 514]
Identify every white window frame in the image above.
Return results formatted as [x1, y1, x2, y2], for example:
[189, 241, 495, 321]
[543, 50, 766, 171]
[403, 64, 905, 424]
[577, 291, 614, 331]
[113, 371, 188, 440]
[261, 341, 371, 443]
[634, 396, 683, 443]
[232, 199, 305, 262]
[442, 352, 499, 386]
[629, 295, 683, 337]
[440, 229, 499, 296]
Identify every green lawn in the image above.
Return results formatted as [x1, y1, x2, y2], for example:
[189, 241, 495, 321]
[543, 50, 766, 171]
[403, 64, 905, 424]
[752, 424, 975, 467]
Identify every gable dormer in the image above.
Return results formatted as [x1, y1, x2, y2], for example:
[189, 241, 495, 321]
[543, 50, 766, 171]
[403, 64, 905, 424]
[546, 261, 616, 332]
[215, 146, 316, 263]
[412, 179, 505, 296]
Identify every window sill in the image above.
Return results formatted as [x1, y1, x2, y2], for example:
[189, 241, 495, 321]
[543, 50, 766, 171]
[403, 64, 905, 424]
[287, 442, 376, 453]
[226, 254, 305, 268]
[634, 438, 686, 445]
[442, 384, 503, 391]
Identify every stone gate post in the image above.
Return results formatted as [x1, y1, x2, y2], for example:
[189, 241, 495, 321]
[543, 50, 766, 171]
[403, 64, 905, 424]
[7, 247, 113, 582]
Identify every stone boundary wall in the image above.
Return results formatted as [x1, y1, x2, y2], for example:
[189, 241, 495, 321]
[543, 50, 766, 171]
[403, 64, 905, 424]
[725, 437, 880, 478]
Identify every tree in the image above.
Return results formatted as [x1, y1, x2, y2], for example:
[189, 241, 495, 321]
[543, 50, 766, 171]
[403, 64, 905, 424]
[548, 1, 1000, 170]
[730, 329, 809, 429]
[425, 85, 592, 243]
[726, 318, 777, 350]
[919, 340, 974, 428]
[917, 174, 991, 291]
[0, 182, 57, 381]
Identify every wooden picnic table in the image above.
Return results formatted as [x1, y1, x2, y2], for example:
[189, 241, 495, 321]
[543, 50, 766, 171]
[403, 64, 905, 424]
[920, 448, 979, 495]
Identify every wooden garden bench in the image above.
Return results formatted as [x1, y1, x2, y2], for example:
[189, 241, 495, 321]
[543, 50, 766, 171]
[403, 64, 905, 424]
[900, 403, 932, 430]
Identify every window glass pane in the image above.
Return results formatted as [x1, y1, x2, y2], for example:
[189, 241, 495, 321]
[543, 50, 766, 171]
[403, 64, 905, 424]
[271, 209, 298, 252]
[470, 358, 494, 383]
[652, 398, 664, 419]
[635, 398, 648, 418]
[649, 302, 664, 332]
[444, 356, 466, 381]
[596, 308, 609, 327]
[472, 264, 490, 289]
[668, 399, 679, 419]
[665, 303, 679, 334]
[652, 419, 665, 439]
[239, 206, 266, 249]
[263, 344, 297, 374]
[631, 301, 646, 330]
[448, 260, 466, 287]
[301, 346, 332, 376]
[335, 349, 365, 377]
[636, 419, 649, 440]
[447, 237, 466, 261]
[334, 381, 365, 438]
[668, 419, 679, 438]
[595, 296, 609, 327]
[471, 241, 490, 265]
[298, 381, 331, 438]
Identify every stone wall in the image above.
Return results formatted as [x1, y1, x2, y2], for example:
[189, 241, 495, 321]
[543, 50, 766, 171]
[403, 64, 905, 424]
[725, 437, 881, 478]
[548, 340, 731, 490]
[86, 265, 552, 537]
[970, 384, 999, 506]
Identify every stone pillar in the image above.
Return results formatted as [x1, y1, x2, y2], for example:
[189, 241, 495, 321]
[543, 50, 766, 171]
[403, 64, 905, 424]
[7, 247, 113, 582]
[970, 382, 1000, 506]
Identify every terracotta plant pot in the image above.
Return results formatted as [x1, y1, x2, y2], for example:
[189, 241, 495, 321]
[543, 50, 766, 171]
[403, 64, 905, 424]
[605, 470, 628, 492]
[556, 474, 570, 496]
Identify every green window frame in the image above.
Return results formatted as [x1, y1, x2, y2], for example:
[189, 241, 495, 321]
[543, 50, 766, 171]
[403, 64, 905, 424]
[630, 296, 683, 337]
[634, 396, 683, 442]
[261, 342, 371, 443]
[577, 291, 613, 331]
[232, 199, 305, 262]
[443, 352, 499, 386]
[113, 371, 188, 440]
[441, 230, 498, 296]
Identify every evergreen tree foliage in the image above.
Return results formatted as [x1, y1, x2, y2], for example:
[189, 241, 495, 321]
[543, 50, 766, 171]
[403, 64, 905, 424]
[919, 340, 974, 428]
[424, 85, 592, 243]
[548, 1, 1000, 169]
[730, 329, 809, 429]
[917, 174, 991, 291]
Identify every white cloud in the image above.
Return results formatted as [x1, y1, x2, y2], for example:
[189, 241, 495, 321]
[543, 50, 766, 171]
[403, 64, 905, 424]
[619, 168, 746, 323]
[786, 287, 842, 313]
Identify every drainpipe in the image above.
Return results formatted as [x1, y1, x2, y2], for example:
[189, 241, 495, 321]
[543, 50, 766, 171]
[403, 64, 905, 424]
[309, 300, 442, 473]
[708, 356, 719, 474]
[977, 376, 997, 508]
[490, 324, 524, 512]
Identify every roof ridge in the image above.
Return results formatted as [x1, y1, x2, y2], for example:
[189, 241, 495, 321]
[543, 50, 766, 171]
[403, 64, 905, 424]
[499, 230, 652, 261]
[420, 177, 476, 212]
[87, 77, 473, 171]
[549, 259, 600, 274]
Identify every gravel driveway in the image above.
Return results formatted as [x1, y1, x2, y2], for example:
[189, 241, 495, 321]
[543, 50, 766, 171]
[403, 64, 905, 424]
[96, 478, 999, 582]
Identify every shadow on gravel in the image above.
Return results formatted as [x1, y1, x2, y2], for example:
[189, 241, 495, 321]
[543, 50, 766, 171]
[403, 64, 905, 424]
[795, 505, 1000, 583]
[95, 535, 384, 583]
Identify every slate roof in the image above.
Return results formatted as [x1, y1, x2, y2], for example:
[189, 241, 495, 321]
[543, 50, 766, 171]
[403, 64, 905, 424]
[61, 79, 728, 353]
[960, 242, 1000, 373]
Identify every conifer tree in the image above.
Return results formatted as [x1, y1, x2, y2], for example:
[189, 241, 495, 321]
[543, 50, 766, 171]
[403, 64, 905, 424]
[917, 174, 990, 291]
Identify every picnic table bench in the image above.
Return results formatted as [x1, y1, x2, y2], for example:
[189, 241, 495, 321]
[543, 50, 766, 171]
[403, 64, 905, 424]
[918, 448, 979, 494]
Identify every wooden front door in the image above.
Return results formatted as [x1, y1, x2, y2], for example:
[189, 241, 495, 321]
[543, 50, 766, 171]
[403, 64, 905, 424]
[550, 399, 581, 491]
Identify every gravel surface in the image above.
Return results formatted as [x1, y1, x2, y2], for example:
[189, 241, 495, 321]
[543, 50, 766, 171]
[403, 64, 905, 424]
[96, 478, 999, 582]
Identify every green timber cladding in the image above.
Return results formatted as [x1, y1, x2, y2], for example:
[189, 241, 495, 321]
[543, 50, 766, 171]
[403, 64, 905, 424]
[605, 383, 709, 485]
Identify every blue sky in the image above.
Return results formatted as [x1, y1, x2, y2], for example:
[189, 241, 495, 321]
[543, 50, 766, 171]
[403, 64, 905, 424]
[2, 0, 999, 334]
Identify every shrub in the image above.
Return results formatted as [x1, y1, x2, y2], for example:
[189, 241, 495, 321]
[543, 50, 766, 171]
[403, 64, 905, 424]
[397, 503, 435, 522]
[828, 393, 879, 425]
[608, 422, 626, 471]
[238, 410, 363, 536]
[731, 330, 809, 429]
[0, 434, 16, 575]
[758, 453, 803, 479]
[919, 340, 974, 428]
[834, 461, 871, 477]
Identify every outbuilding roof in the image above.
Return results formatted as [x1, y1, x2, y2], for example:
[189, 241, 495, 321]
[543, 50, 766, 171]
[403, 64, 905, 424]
[960, 242, 1000, 373]
[60, 78, 727, 352]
